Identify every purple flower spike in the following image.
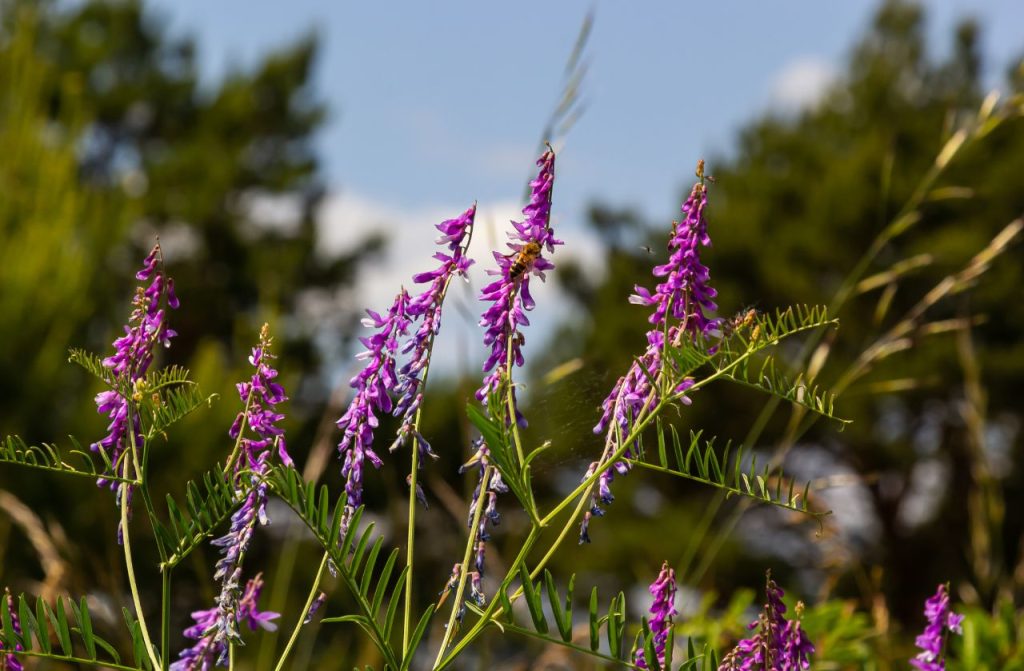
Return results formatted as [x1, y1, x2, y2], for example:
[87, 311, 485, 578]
[171, 327, 290, 670]
[719, 572, 813, 671]
[92, 243, 179, 492]
[228, 324, 293, 473]
[171, 574, 279, 671]
[456, 438, 508, 594]
[336, 290, 412, 523]
[1, 588, 24, 671]
[582, 165, 718, 543]
[392, 205, 476, 461]
[910, 584, 963, 671]
[476, 148, 560, 420]
[629, 179, 718, 334]
[635, 562, 677, 670]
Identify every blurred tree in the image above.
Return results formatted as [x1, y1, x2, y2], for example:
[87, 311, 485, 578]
[535, 0, 1024, 622]
[0, 0, 382, 456]
[0, 0, 379, 646]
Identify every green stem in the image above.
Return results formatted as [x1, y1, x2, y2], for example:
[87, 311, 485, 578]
[434, 399, 669, 669]
[433, 526, 541, 671]
[403, 416, 422, 651]
[504, 295, 527, 467]
[274, 551, 329, 671]
[433, 465, 493, 667]
[121, 398, 162, 671]
[541, 399, 665, 526]
[222, 393, 254, 476]
[161, 570, 171, 671]
[120, 481, 162, 671]
[397, 234, 472, 648]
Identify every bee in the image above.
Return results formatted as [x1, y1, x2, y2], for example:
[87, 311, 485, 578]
[695, 159, 715, 184]
[736, 308, 757, 330]
[723, 308, 758, 338]
[508, 241, 543, 281]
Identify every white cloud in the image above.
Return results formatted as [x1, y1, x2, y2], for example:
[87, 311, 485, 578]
[769, 57, 837, 112]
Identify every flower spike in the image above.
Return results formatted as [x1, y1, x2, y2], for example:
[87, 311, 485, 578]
[171, 327, 288, 670]
[476, 147, 561, 421]
[392, 204, 476, 461]
[635, 562, 677, 670]
[582, 163, 718, 542]
[91, 242, 179, 541]
[718, 571, 813, 671]
[910, 583, 963, 671]
[336, 289, 412, 525]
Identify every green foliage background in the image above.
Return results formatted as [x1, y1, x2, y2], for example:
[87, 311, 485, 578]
[1, 0, 1023, 669]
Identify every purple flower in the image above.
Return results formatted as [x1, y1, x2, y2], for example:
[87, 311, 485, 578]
[171, 574, 279, 671]
[92, 243, 179, 504]
[227, 324, 293, 474]
[628, 179, 718, 334]
[303, 592, 327, 624]
[336, 290, 412, 523]
[457, 438, 508, 590]
[582, 168, 717, 543]
[391, 205, 476, 461]
[635, 562, 677, 670]
[719, 572, 813, 671]
[476, 148, 560, 422]
[910, 584, 963, 671]
[173, 328, 289, 669]
[1, 588, 23, 671]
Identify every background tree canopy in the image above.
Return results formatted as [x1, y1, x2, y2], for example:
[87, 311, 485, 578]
[532, 0, 1024, 625]
[1, 0, 1023, 668]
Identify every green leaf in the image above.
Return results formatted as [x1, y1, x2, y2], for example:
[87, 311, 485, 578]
[589, 587, 600, 652]
[401, 605, 435, 671]
[143, 382, 215, 438]
[371, 549, 400, 616]
[641, 617, 662, 671]
[499, 587, 516, 625]
[17, 596, 36, 652]
[625, 429, 828, 520]
[518, 563, 547, 634]
[266, 466, 399, 669]
[68, 348, 117, 388]
[543, 570, 573, 642]
[53, 598, 72, 656]
[465, 401, 531, 509]
[35, 598, 51, 654]
[0, 434, 135, 483]
[383, 567, 409, 638]
[73, 596, 96, 659]
[607, 592, 625, 660]
[160, 469, 246, 569]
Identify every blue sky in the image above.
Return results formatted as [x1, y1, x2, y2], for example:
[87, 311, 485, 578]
[149, 0, 1023, 374]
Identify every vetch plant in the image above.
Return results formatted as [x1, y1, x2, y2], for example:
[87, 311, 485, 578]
[1, 143, 982, 671]
[910, 584, 963, 671]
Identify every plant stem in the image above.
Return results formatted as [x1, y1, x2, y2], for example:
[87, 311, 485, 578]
[503, 294, 527, 467]
[398, 258, 466, 649]
[403, 414, 422, 651]
[433, 465, 493, 667]
[434, 401, 668, 670]
[222, 393, 254, 476]
[161, 570, 171, 671]
[120, 481, 162, 671]
[433, 526, 541, 671]
[274, 551, 329, 671]
[121, 398, 162, 671]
